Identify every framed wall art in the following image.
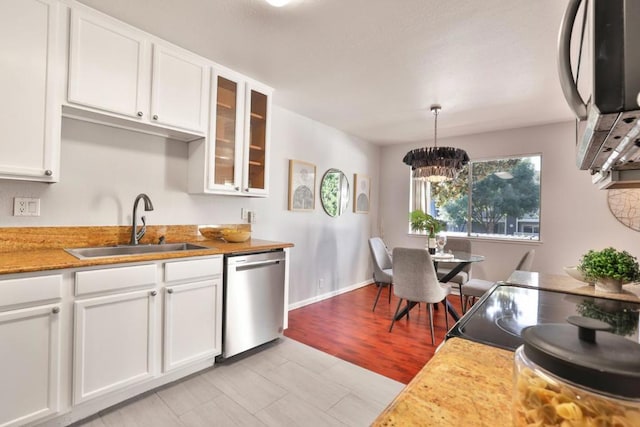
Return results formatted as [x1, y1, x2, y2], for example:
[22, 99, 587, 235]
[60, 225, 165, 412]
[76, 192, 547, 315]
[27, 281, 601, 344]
[354, 173, 370, 213]
[288, 159, 316, 211]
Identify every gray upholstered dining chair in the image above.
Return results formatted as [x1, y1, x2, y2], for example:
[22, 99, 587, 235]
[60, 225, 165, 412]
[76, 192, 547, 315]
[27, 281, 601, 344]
[390, 247, 451, 345]
[368, 237, 393, 312]
[462, 249, 536, 311]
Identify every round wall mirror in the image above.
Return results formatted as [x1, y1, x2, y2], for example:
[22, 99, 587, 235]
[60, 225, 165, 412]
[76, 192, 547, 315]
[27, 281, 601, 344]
[320, 168, 350, 217]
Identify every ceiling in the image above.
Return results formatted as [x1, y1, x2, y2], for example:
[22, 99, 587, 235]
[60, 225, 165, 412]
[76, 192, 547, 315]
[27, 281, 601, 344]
[76, 0, 575, 145]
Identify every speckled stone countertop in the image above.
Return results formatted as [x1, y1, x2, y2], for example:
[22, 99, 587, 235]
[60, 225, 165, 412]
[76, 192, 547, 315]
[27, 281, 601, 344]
[372, 272, 640, 426]
[506, 270, 640, 303]
[0, 225, 293, 275]
[372, 337, 514, 427]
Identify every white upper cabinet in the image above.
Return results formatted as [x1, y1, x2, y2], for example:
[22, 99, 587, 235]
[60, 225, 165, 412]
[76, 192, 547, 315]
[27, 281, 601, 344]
[151, 44, 209, 133]
[205, 69, 246, 193]
[66, 7, 209, 138]
[68, 9, 149, 119]
[242, 81, 272, 196]
[188, 71, 272, 197]
[0, 0, 62, 182]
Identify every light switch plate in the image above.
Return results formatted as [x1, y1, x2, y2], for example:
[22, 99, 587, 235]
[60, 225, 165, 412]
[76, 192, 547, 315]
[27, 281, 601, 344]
[14, 197, 40, 216]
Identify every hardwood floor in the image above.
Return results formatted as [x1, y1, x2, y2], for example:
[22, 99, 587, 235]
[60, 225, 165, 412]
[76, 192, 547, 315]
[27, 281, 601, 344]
[284, 283, 464, 384]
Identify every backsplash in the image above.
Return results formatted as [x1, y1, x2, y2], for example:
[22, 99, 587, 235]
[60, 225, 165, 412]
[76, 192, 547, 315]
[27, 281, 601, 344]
[0, 224, 251, 252]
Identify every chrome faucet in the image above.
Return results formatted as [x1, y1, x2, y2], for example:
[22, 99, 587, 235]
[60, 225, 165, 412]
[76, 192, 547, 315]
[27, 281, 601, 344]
[130, 193, 154, 245]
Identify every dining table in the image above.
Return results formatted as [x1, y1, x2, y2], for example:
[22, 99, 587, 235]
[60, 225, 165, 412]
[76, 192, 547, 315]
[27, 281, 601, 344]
[394, 250, 485, 322]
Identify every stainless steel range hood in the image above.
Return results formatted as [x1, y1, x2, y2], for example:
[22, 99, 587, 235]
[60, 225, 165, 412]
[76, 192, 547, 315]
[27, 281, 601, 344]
[558, 0, 640, 189]
[579, 108, 640, 189]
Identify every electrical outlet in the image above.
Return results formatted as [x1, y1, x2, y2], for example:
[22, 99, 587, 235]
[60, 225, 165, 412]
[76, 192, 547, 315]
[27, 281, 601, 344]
[247, 211, 255, 223]
[13, 197, 40, 216]
[241, 208, 247, 220]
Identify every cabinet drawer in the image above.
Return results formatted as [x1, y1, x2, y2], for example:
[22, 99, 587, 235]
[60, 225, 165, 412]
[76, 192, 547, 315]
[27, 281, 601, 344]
[75, 264, 157, 296]
[0, 274, 62, 309]
[165, 256, 222, 283]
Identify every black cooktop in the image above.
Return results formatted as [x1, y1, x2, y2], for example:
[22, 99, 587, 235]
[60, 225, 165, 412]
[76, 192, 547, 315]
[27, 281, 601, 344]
[447, 284, 640, 351]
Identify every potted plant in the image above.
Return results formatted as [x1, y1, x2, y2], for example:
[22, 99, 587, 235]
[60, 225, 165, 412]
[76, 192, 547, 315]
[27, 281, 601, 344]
[578, 247, 640, 293]
[410, 210, 446, 253]
[409, 210, 445, 235]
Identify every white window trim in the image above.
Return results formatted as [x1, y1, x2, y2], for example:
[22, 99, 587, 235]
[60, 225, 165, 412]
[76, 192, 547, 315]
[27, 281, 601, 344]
[408, 153, 542, 242]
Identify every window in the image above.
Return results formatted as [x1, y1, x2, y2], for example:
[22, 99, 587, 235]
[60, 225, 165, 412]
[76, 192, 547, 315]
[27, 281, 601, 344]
[410, 154, 541, 241]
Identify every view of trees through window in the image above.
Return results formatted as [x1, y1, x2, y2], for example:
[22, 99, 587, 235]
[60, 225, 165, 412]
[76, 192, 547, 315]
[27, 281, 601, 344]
[414, 155, 541, 240]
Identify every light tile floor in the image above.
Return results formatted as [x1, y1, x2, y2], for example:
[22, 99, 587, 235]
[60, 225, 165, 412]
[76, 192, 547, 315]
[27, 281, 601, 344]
[74, 337, 404, 427]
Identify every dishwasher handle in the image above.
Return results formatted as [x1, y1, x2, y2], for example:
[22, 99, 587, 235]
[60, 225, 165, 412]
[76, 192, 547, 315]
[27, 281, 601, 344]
[234, 259, 284, 270]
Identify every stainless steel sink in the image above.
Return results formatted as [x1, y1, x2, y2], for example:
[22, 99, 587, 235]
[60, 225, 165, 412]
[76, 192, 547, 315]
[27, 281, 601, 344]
[65, 243, 211, 260]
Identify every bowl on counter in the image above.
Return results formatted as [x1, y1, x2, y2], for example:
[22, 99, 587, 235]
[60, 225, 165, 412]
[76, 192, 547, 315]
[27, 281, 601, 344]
[220, 229, 251, 243]
[563, 265, 594, 285]
[200, 225, 251, 242]
[199, 226, 226, 240]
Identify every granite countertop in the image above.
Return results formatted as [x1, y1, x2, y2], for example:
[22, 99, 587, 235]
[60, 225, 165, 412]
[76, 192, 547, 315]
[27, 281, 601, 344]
[372, 271, 640, 425]
[0, 225, 293, 275]
[506, 270, 640, 303]
[372, 338, 514, 427]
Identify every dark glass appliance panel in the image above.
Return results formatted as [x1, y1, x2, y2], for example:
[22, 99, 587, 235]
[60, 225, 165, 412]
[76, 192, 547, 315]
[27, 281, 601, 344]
[447, 284, 640, 351]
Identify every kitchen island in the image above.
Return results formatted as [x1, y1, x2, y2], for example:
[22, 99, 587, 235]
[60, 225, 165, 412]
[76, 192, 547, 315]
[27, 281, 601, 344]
[372, 337, 513, 426]
[372, 271, 640, 426]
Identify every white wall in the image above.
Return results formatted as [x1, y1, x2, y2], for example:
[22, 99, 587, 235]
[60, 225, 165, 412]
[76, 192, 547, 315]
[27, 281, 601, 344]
[0, 106, 380, 306]
[5, 109, 632, 302]
[379, 121, 639, 281]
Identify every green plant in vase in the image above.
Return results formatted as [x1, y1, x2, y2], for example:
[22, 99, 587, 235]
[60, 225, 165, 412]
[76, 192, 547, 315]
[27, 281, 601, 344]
[409, 210, 446, 252]
[578, 247, 640, 293]
[409, 210, 445, 233]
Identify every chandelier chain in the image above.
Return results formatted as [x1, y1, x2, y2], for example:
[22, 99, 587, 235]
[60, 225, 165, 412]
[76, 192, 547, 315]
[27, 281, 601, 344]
[433, 108, 438, 148]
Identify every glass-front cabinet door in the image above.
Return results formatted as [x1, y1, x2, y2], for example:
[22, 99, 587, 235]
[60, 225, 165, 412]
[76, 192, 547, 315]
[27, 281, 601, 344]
[242, 82, 272, 196]
[199, 72, 271, 196]
[208, 71, 244, 192]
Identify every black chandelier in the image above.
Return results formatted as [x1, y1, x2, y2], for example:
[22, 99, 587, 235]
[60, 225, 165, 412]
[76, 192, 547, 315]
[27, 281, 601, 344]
[402, 105, 469, 182]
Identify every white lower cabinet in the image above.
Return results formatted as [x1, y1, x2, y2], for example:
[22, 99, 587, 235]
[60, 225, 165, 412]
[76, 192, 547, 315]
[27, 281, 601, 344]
[73, 288, 158, 404]
[72, 264, 158, 405]
[0, 273, 62, 427]
[164, 279, 221, 372]
[0, 304, 61, 427]
[2, 256, 225, 425]
[163, 256, 223, 372]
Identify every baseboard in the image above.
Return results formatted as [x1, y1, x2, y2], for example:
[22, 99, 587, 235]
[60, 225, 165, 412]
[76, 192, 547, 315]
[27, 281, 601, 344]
[288, 280, 372, 310]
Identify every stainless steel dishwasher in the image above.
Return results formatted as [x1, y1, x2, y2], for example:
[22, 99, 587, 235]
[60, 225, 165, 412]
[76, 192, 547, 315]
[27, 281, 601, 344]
[222, 249, 286, 358]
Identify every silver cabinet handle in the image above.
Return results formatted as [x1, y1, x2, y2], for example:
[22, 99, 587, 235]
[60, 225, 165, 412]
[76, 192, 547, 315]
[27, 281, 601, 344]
[52, 307, 60, 314]
[245, 188, 249, 192]
[167, 288, 174, 294]
[137, 111, 143, 117]
[44, 170, 53, 176]
[150, 290, 157, 296]
[153, 115, 158, 120]
[235, 187, 240, 191]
